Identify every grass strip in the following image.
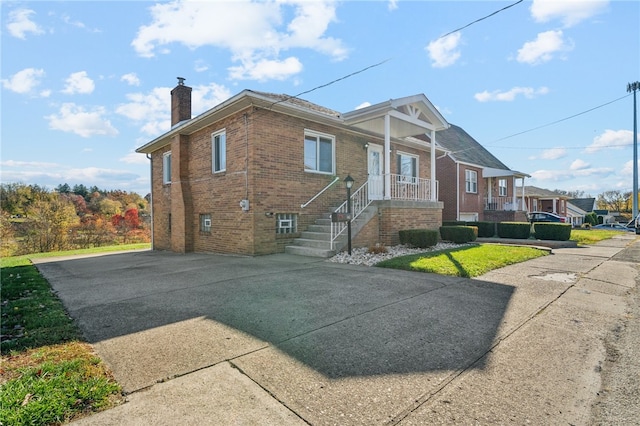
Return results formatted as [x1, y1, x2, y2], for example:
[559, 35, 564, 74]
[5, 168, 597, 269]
[570, 229, 630, 245]
[376, 244, 548, 278]
[0, 245, 139, 425]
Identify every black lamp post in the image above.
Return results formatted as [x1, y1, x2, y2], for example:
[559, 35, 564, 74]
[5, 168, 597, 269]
[344, 175, 354, 255]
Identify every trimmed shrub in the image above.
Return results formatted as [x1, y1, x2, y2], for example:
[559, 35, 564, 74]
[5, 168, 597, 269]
[466, 221, 496, 238]
[399, 229, 439, 248]
[534, 223, 572, 241]
[497, 222, 531, 239]
[440, 226, 478, 244]
[442, 221, 466, 227]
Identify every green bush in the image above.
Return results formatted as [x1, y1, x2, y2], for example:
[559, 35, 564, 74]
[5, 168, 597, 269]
[398, 229, 439, 248]
[497, 222, 531, 239]
[466, 221, 496, 237]
[585, 212, 598, 226]
[533, 223, 572, 241]
[440, 226, 478, 244]
[442, 221, 466, 227]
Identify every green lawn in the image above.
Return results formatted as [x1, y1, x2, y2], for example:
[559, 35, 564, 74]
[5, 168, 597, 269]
[570, 229, 631, 245]
[376, 244, 548, 278]
[0, 244, 148, 425]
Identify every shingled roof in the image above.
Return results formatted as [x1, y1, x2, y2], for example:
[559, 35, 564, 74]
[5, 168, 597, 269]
[434, 124, 510, 170]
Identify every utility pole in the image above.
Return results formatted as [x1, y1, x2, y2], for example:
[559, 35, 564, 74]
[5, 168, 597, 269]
[628, 81, 639, 221]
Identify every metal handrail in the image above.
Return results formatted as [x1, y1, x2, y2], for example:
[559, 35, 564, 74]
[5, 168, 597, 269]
[300, 176, 340, 208]
[330, 181, 371, 250]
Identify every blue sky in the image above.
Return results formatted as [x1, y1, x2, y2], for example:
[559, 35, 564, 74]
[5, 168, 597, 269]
[1, 0, 638, 197]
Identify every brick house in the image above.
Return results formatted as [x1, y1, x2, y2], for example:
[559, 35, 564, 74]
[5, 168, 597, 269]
[136, 79, 450, 257]
[432, 125, 529, 223]
[518, 186, 569, 219]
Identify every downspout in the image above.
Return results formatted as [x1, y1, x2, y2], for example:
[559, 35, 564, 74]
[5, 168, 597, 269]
[456, 162, 460, 220]
[384, 113, 391, 200]
[244, 113, 249, 200]
[430, 129, 436, 201]
[146, 153, 154, 249]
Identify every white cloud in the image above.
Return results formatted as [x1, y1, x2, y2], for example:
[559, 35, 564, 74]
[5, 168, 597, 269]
[121, 73, 141, 86]
[530, 0, 609, 27]
[531, 165, 613, 182]
[620, 160, 639, 177]
[0, 161, 144, 191]
[7, 8, 44, 39]
[1, 68, 45, 94]
[585, 129, 633, 153]
[62, 71, 95, 95]
[569, 159, 589, 170]
[131, 0, 346, 81]
[388, 0, 399, 11]
[116, 83, 232, 137]
[228, 56, 303, 81]
[46, 103, 119, 138]
[426, 32, 461, 68]
[516, 30, 573, 65]
[474, 86, 549, 102]
[120, 152, 149, 165]
[194, 60, 209, 73]
[355, 102, 371, 110]
[530, 147, 567, 160]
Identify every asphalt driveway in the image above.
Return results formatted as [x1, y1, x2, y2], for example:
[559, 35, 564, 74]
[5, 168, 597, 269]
[33, 236, 639, 425]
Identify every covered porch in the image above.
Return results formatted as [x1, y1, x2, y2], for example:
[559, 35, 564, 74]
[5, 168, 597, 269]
[483, 167, 529, 212]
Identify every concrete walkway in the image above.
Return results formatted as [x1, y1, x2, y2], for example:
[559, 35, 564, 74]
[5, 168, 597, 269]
[33, 234, 639, 425]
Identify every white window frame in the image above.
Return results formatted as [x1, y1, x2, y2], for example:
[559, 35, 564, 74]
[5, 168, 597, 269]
[465, 169, 477, 194]
[276, 213, 298, 234]
[200, 213, 212, 233]
[212, 129, 226, 173]
[304, 130, 335, 175]
[498, 178, 507, 197]
[163, 151, 172, 184]
[396, 151, 418, 183]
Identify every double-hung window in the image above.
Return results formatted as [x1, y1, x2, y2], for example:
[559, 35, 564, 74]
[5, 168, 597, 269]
[304, 130, 334, 174]
[163, 152, 172, 184]
[396, 152, 418, 183]
[465, 169, 477, 193]
[212, 130, 226, 173]
[498, 178, 507, 196]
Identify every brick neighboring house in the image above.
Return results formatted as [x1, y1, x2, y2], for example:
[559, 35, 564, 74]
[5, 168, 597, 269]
[517, 186, 569, 219]
[136, 79, 450, 257]
[432, 125, 529, 223]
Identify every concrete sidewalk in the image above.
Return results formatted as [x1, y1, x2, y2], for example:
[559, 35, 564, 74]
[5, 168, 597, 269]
[34, 234, 639, 425]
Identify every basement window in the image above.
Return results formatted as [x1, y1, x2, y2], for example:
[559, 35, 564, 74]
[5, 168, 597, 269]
[200, 213, 212, 233]
[276, 213, 297, 234]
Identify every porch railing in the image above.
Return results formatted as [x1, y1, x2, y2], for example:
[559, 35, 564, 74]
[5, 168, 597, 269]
[300, 176, 340, 208]
[484, 197, 523, 211]
[330, 181, 371, 250]
[389, 174, 438, 201]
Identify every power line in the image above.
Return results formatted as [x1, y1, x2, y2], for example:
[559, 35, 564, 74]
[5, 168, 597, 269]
[439, 0, 524, 40]
[486, 93, 632, 145]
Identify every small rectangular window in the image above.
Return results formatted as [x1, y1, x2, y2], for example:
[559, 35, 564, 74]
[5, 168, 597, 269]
[163, 152, 172, 184]
[200, 213, 212, 233]
[212, 130, 226, 173]
[276, 213, 297, 234]
[304, 131, 334, 174]
[499, 178, 507, 196]
[465, 170, 477, 193]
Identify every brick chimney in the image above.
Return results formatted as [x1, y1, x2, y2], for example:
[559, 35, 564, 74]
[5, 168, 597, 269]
[171, 77, 192, 127]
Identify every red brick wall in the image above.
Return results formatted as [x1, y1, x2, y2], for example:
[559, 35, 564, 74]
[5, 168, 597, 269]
[151, 103, 444, 255]
[437, 156, 458, 221]
[378, 201, 442, 246]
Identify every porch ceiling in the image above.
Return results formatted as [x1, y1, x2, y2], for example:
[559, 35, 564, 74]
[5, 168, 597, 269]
[342, 94, 449, 138]
[483, 167, 530, 178]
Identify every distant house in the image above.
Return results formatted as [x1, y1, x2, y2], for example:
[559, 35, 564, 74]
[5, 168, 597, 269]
[136, 79, 451, 257]
[433, 125, 529, 222]
[566, 202, 588, 226]
[517, 186, 569, 218]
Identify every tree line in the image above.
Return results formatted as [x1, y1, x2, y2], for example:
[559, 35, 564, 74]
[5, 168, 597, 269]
[0, 183, 151, 257]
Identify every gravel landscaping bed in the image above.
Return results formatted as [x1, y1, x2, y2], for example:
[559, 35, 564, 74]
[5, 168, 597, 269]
[327, 242, 465, 267]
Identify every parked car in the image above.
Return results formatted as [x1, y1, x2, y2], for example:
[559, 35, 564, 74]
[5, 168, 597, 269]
[527, 212, 566, 223]
[593, 223, 635, 232]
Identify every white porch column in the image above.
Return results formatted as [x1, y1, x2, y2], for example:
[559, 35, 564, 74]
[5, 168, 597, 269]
[430, 129, 436, 201]
[384, 113, 391, 200]
[512, 176, 517, 208]
[488, 177, 493, 204]
[553, 198, 557, 213]
[520, 178, 526, 210]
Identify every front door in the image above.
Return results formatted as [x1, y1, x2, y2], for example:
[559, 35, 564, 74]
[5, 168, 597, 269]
[368, 144, 383, 200]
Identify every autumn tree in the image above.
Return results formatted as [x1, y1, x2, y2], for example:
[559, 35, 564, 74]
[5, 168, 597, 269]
[22, 194, 79, 253]
[597, 190, 628, 213]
